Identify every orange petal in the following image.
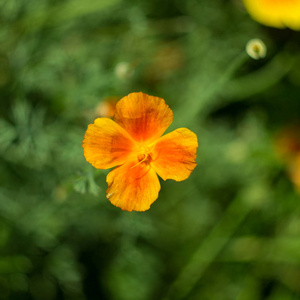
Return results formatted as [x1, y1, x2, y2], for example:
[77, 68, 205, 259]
[82, 118, 135, 169]
[113, 92, 174, 143]
[151, 128, 198, 181]
[106, 161, 161, 212]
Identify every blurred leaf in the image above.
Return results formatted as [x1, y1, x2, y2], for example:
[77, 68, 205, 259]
[17, 0, 122, 32]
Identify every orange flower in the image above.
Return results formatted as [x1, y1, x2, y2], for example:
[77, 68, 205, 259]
[274, 124, 300, 193]
[95, 97, 117, 118]
[243, 0, 300, 30]
[274, 124, 300, 162]
[288, 154, 300, 192]
[82, 92, 198, 211]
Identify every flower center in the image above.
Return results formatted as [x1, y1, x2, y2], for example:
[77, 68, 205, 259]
[131, 145, 154, 169]
[137, 146, 152, 164]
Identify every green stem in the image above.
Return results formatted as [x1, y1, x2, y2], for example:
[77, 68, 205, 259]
[223, 52, 294, 101]
[163, 194, 252, 300]
[176, 52, 248, 126]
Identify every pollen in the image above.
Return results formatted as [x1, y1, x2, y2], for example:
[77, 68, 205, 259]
[137, 146, 153, 164]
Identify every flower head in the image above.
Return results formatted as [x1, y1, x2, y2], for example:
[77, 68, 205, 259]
[274, 124, 300, 193]
[95, 97, 117, 118]
[246, 39, 267, 60]
[243, 0, 300, 30]
[82, 92, 198, 211]
[274, 124, 300, 162]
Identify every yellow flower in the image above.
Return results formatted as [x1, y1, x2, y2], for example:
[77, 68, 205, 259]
[243, 0, 300, 30]
[82, 92, 198, 212]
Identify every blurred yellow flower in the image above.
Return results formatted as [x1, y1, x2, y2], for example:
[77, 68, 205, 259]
[243, 0, 300, 30]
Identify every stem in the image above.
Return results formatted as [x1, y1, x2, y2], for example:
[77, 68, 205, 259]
[163, 194, 252, 300]
[175, 52, 248, 126]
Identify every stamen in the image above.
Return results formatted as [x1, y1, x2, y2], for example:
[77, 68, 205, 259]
[131, 153, 148, 169]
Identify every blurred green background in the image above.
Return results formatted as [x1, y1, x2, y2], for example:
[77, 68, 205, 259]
[1, 0, 300, 299]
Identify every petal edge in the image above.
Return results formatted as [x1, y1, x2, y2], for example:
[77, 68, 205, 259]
[106, 161, 161, 212]
[114, 92, 174, 143]
[82, 118, 135, 169]
[151, 128, 198, 181]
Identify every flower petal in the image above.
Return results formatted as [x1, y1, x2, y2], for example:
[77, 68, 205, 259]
[243, 0, 300, 30]
[82, 118, 135, 169]
[151, 128, 198, 181]
[106, 161, 161, 212]
[114, 92, 174, 143]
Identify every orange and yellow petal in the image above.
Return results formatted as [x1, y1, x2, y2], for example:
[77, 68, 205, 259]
[106, 161, 161, 212]
[288, 155, 300, 192]
[113, 92, 174, 143]
[151, 128, 198, 181]
[82, 118, 135, 169]
[243, 0, 300, 30]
